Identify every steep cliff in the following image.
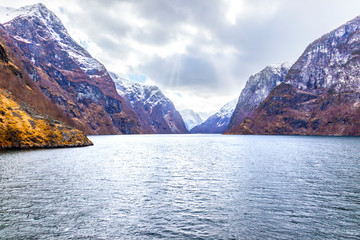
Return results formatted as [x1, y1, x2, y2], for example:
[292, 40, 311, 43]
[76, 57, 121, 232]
[226, 64, 290, 133]
[0, 88, 92, 149]
[180, 109, 203, 131]
[0, 3, 143, 134]
[229, 16, 360, 135]
[0, 38, 92, 149]
[191, 99, 236, 134]
[110, 73, 188, 134]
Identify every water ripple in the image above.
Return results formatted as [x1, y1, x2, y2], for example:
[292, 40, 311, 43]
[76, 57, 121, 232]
[0, 135, 359, 239]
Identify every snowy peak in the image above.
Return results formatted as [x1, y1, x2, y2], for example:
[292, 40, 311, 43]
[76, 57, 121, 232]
[110, 72, 188, 134]
[226, 63, 290, 132]
[242, 63, 290, 107]
[237, 63, 290, 109]
[227, 16, 360, 135]
[190, 99, 236, 134]
[0, 3, 143, 134]
[215, 99, 237, 119]
[0, 3, 106, 76]
[285, 15, 360, 93]
[0, 3, 61, 28]
[192, 63, 290, 134]
[180, 109, 203, 131]
[110, 72, 171, 110]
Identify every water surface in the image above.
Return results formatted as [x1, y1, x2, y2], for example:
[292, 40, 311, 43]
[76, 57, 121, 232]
[0, 135, 359, 239]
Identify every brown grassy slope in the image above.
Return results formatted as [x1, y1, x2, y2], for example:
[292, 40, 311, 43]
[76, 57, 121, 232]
[0, 88, 92, 149]
[227, 83, 360, 136]
[0, 33, 92, 149]
[1, 19, 144, 134]
[0, 29, 81, 131]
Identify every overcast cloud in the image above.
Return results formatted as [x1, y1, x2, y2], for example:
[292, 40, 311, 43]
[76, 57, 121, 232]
[1, 0, 360, 115]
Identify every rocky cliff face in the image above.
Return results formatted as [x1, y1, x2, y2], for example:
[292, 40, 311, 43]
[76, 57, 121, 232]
[285, 16, 360, 93]
[191, 99, 236, 134]
[0, 3, 143, 134]
[226, 64, 290, 133]
[0, 37, 92, 149]
[228, 16, 360, 136]
[110, 73, 188, 134]
[0, 88, 92, 149]
[180, 109, 203, 131]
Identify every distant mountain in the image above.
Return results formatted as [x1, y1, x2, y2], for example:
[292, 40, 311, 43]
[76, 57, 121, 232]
[0, 28, 91, 149]
[110, 73, 188, 134]
[228, 16, 360, 135]
[0, 3, 144, 134]
[226, 63, 290, 133]
[191, 99, 236, 134]
[180, 109, 203, 131]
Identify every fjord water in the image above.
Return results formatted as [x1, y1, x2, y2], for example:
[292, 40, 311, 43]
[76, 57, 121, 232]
[0, 135, 359, 239]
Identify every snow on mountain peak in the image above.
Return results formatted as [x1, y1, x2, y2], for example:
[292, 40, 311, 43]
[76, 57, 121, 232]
[216, 99, 237, 118]
[285, 15, 360, 93]
[190, 98, 237, 133]
[110, 72, 171, 110]
[0, 3, 57, 26]
[239, 63, 291, 107]
[0, 3, 106, 76]
[110, 72, 188, 134]
[180, 109, 203, 131]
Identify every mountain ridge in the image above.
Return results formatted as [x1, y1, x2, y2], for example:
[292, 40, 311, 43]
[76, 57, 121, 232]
[226, 63, 290, 133]
[180, 109, 203, 131]
[0, 3, 145, 135]
[190, 99, 236, 134]
[110, 72, 188, 134]
[0, 31, 92, 149]
[228, 16, 360, 135]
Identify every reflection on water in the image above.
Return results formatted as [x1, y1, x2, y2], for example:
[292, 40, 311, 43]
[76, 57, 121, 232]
[0, 135, 359, 239]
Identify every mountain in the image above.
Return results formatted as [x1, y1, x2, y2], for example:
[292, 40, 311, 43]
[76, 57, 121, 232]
[226, 63, 290, 133]
[228, 16, 360, 135]
[0, 3, 143, 134]
[110, 73, 188, 134]
[180, 109, 203, 131]
[0, 30, 91, 149]
[0, 88, 92, 149]
[191, 99, 236, 134]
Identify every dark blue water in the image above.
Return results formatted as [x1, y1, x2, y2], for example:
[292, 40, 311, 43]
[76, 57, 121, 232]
[0, 135, 359, 239]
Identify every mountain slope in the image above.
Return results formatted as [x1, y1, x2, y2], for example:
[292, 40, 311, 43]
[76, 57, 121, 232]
[191, 99, 236, 134]
[226, 63, 290, 133]
[0, 3, 143, 134]
[180, 109, 203, 131]
[229, 16, 360, 135]
[0, 88, 92, 149]
[0, 35, 91, 149]
[110, 73, 188, 134]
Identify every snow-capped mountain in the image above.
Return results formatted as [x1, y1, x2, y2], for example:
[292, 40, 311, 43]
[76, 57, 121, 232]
[0, 3, 143, 134]
[191, 99, 236, 134]
[226, 63, 290, 132]
[285, 16, 360, 93]
[228, 16, 360, 135]
[179, 109, 203, 131]
[110, 72, 188, 134]
[0, 27, 91, 148]
[0, 4, 106, 77]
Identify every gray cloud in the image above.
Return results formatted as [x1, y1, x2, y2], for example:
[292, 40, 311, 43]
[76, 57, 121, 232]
[56, 0, 360, 95]
[3, 0, 360, 112]
[140, 55, 218, 90]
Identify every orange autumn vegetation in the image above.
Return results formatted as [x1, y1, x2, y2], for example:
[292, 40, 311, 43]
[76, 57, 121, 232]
[0, 37, 92, 149]
[0, 88, 92, 149]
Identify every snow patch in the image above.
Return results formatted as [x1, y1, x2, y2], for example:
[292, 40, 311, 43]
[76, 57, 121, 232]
[0, 3, 106, 76]
[180, 109, 203, 131]
[12, 35, 32, 44]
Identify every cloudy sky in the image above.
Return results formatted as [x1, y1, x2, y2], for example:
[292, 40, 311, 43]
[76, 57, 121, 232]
[1, 0, 360, 116]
